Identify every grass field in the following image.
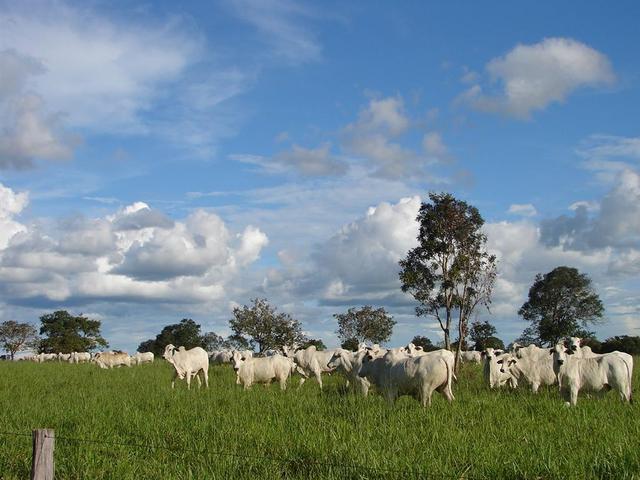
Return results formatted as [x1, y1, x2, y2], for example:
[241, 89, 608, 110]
[0, 360, 639, 479]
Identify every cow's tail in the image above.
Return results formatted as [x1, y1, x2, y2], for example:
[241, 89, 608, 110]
[444, 357, 455, 401]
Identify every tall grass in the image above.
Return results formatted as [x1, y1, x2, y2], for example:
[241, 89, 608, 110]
[0, 360, 638, 479]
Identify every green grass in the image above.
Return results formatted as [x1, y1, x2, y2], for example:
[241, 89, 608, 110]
[0, 360, 639, 479]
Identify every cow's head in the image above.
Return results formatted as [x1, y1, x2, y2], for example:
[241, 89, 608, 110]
[566, 337, 581, 353]
[550, 342, 570, 368]
[357, 352, 376, 377]
[231, 351, 247, 372]
[497, 355, 517, 374]
[327, 351, 349, 371]
[163, 344, 176, 362]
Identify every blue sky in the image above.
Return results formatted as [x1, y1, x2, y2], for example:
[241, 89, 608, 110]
[1, 0, 639, 351]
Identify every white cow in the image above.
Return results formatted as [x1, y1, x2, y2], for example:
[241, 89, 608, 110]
[327, 350, 371, 396]
[482, 348, 517, 389]
[93, 351, 131, 369]
[357, 349, 454, 407]
[69, 352, 91, 364]
[460, 351, 482, 364]
[282, 345, 342, 389]
[498, 347, 556, 393]
[231, 352, 296, 390]
[57, 353, 71, 362]
[131, 352, 154, 365]
[551, 343, 633, 406]
[162, 344, 209, 389]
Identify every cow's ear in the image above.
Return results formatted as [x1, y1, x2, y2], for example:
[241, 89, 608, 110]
[495, 350, 503, 356]
[549, 349, 554, 354]
[509, 359, 517, 366]
[241, 356, 246, 361]
[480, 351, 486, 358]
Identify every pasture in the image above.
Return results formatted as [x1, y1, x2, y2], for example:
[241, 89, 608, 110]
[0, 360, 639, 479]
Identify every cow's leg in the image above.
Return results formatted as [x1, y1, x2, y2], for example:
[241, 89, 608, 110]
[531, 382, 540, 394]
[314, 370, 323, 390]
[279, 376, 287, 391]
[195, 372, 202, 388]
[203, 367, 209, 388]
[171, 370, 178, 389]
[186, 370, 192, 390]
[569, 386, 579, 406]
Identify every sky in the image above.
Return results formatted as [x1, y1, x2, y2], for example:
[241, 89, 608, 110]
[1, 0, 639, 352]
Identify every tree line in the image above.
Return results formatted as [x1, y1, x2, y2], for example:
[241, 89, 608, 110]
[0, 192, 636, 360]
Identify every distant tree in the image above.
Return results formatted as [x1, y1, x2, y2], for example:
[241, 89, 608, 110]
[229, 298, 306, 353]
[601, 336, 640, 355]
[452, 337, 469, 351]
[201, 332, 224, 352]
[222, 334, 253, 351]
[39, 311, 108, 353]
[410, 335, 439, 352]
[519, 266, 604, 346]
[469, 320, 497, 350]
[476, 336, 505, 351]
[514, 326, 540, 347]
[299, 338, 326, 350]
[335, 306, 396, 346]
[399, 192, 496, 360]
[0, 321, 39, 360]
[137, 319, 205, 355]
[581, 337, 602, 353]
[341, 338, 360, 351]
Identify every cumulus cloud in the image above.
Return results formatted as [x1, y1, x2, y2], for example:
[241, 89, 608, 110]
[508, 203, 537, 217]
[541, 169, 640, 251]
[0, 192, 268, 306]
[460, 38, 615, 118]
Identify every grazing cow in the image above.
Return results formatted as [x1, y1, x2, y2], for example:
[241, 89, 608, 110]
[57, 353, 71, 362]
[231, 352, 296, 390]
[282, 345, 342, 389]
[93, 351, 131, 369]
[497, 348, 556, 393]
[550, 343, 633, 406]
[327, 350, 371, 396]
[482, 348, 517, 389]
[358, 349, 454, 407]
[460, 351, 482, 364]
[163, 344, 209, 389]
[131, 352, 154, 365]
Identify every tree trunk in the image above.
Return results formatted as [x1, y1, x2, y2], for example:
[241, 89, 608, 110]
[444, 327, 450, 350]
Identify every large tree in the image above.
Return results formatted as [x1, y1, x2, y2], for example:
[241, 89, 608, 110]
[518, 266, 604, 346]
[137, 318, 207, 355]
[410, 335, 439, 352]
[399, 192, 496, 356]
[469, 320, 497, 351]
[0, 320, 39, 360]
[229, 298, 306, 353]
[334, 306, 396, 347]
[39, 311, 108, 353]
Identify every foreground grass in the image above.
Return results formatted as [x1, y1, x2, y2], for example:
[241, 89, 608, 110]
[0, 360, 638, 479]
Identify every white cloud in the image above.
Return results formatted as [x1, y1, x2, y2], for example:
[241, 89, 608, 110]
[507, 203, 537, 217]
[273, 143, 348, 176]
[422, 132, 452, 163]
[461, 38, 615, 118]
[0, 182, 28, 249]
[227, 0, 322, 64]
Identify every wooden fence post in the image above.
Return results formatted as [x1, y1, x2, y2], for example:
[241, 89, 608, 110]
[31, 429, 54, 480]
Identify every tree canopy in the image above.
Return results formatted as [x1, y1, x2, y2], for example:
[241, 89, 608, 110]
[229, 298, 306, 353]
[0, 320, 39, 360]
[137, 318, 215, 355]
[469, 320, 497, 350]
[334, 306, 396, 347]
[410, 335, 439, 352]
[38, 311, 108, 353]
[399, 192, 496, 354]
[518, 266, 604, 346]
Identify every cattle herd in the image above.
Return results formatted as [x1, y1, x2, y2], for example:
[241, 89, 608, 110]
[18, 336, 634, 407]
[161, 337, 634, 407]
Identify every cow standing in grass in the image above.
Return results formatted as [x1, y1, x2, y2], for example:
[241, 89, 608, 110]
[163, 344, 209, 389]
[499, 344, 556, 393]
[231, 352, 296, 390]
[550, 343, 633, 406]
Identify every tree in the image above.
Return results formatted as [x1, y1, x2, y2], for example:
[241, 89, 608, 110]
[410, 335, 439, 352]
[399, 192, 496, 359]
[341, 338, 360, 351]
[478, 336, 505, 350]
[0, 321, 39, 360]
[222, 334, 252, 351]
[601, 336, 640, 355]
[201, 331, 224, 351]
[229, 298, 306, 353]
[514, 326, 540, 347]
[137, 318, 205, 355]
[518, 266, 604, 346]
[469, 320, 497, 350]
[39, 311, 108, 353]
[334, 306, 396, 346]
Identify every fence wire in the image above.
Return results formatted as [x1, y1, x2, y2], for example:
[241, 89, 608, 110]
[0, 429, 473, 479]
